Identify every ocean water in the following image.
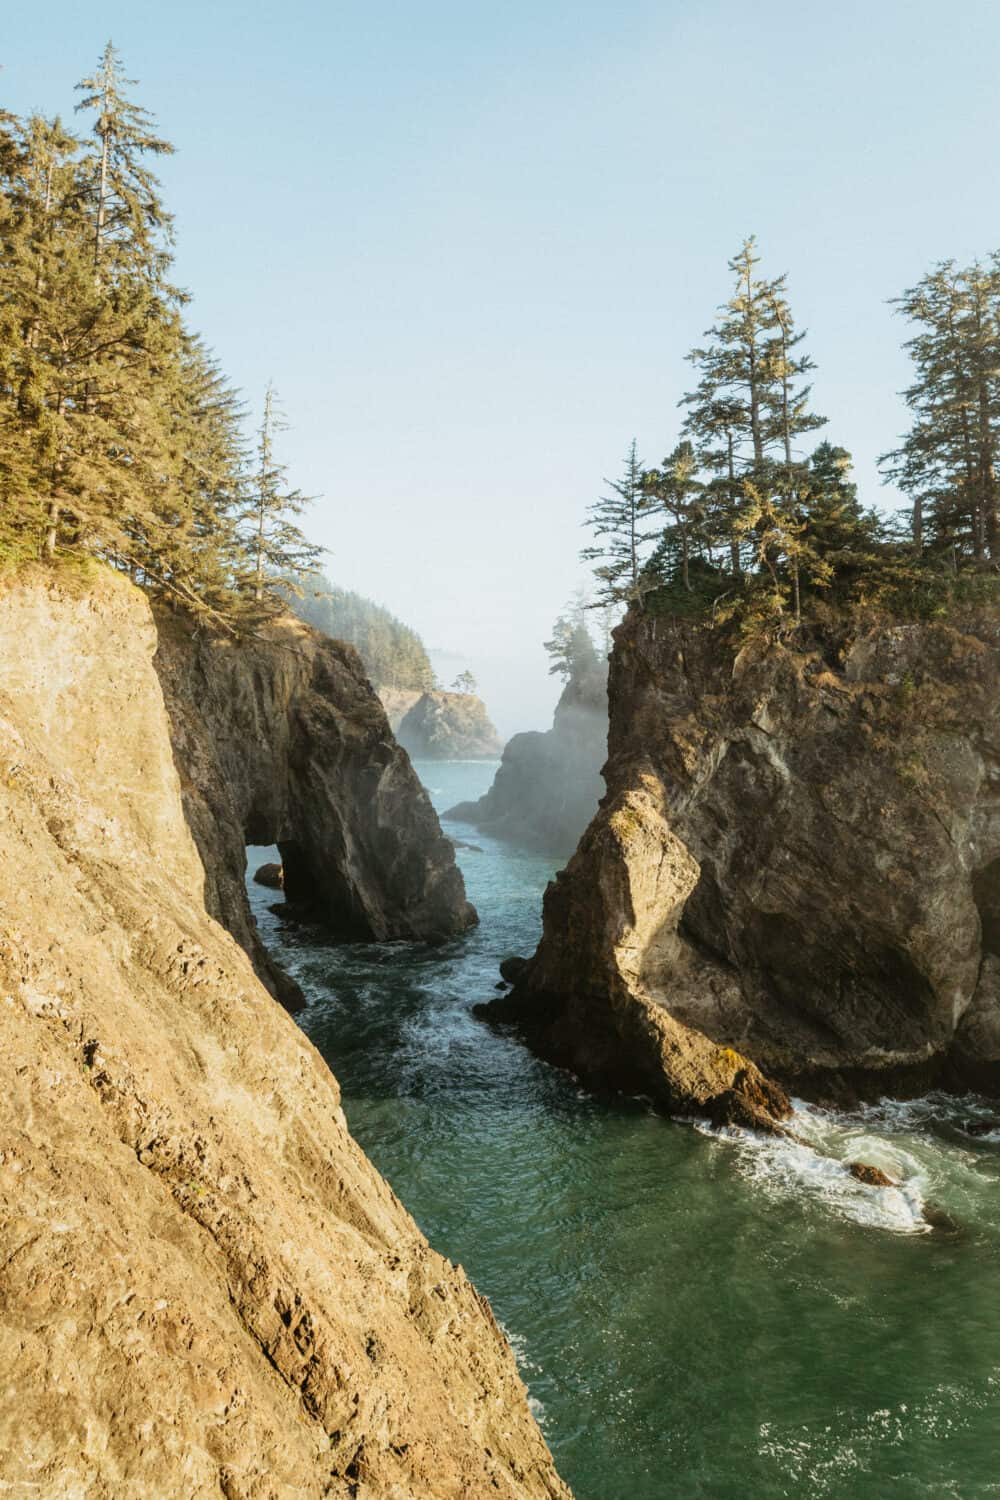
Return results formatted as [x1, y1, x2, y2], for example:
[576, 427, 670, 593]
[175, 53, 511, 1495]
[247, 761, 1000, 1500]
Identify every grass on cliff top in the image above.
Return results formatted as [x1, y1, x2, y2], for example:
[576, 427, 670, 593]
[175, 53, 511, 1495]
[0, 549, 127, 601]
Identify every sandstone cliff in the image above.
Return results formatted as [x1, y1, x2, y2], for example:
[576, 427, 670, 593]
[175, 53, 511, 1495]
[446, 667, 607, 854]
[485, 606, 1000, 1124]
[155, 612, 476, 1011]
[396, 689, 503, 760]
[0, 572, 568, 1499]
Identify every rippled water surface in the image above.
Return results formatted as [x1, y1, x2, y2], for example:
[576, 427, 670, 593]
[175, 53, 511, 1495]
[248, 760, 1000, 1500]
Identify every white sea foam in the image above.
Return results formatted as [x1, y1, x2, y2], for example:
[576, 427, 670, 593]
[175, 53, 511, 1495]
[692, 1103, 932, 1234]
[499, 1322, 547, 1426]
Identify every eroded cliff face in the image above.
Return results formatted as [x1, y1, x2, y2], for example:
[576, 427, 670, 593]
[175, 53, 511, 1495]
[155, 611, 476, 1010]
[0, 574, 568, 1499]
[446, 671, 608, 854]
[487, 607, 1000, 1122]
[396, 689, 503, 760]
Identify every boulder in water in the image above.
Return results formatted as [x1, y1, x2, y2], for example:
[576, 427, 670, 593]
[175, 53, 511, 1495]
[253, 861, 284, 889]
[921, 1201, 960, 1233]
[849, 1161, 897, 1187]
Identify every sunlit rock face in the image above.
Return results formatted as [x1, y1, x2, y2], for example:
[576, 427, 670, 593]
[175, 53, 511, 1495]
[446, 668, 608, 855]
[0, 572, 568, 1500]
[395, 689, 503, 760]
[485, 606, 1000, 1119]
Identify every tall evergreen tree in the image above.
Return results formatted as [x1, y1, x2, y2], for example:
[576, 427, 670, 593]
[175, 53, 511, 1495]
[75, 42, 175, 276]
[240, 384, 322, 604]
[880, 260, 1000, 562]
[681, 238, 826, 588]
[642, 440, 702, 592]
[581, 439, 652, 604]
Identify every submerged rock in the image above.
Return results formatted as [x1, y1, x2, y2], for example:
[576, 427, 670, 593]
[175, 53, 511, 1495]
[483, 606, 1000, 1122]
[921, 1201, 960, 1233]
[396, 689, 503, 760]
[0, 571, 567, 1499]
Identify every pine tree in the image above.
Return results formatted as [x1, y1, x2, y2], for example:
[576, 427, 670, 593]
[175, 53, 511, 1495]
[642, 440, 702, 591]
[880, 260, 1000, 563]
[75, 42, 175, 276]
[581, 440, 653, 604]
[682, 238, 826, 589]
[241, 384, 323, 605]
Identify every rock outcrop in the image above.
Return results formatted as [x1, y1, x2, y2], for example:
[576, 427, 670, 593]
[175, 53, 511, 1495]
[154, 611, 476, 1010]
[0, 571, 568, 1499]
[396, 689, 503, 760]
[378, 685, 422, 733]
[446, 666, 607, 854]
[484, 606, 1000, 1120]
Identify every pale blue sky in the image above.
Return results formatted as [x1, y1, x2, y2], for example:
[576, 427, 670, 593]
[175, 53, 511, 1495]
[3, 2, 996, 733]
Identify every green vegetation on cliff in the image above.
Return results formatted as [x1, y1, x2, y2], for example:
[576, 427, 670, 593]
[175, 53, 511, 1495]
[287, 572, 435, 691]
[583, 238, 1000, 632]
[0, 44, 319, 621]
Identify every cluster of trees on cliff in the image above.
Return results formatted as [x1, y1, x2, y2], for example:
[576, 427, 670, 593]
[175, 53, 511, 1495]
[584, 239, 1000, 626]
[287, 573, 436, 690]
[0, 44, 320, 620]
[544, 597, 608, 708]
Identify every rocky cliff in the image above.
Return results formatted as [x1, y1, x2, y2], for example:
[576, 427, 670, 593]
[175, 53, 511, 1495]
[485, 606, 1000, 1126]
[155, 612, 476, 1010]
[445, 667, 607, 854]
[396, 689, 503, 760]
[0, 571, 568, 1499]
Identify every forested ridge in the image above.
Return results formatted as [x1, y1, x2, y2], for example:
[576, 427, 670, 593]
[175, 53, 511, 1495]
[583, 239, 1000, 630]
[287, 572, 435, 690]
[0, 44, 320, 622]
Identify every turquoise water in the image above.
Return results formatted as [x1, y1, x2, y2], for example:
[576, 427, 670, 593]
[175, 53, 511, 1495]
[248, 761, 1000, 1500]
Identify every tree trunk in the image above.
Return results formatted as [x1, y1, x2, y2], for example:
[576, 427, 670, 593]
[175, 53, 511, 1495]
[94, 112, 110, 269]
[727, 431, 741, 576]
[43, 502, 57, 560]
[792, 556, 800, 621]
[978, 378, 998, 559]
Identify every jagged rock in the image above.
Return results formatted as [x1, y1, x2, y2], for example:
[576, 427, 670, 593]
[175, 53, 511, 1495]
[396, 690, 503, 760]
[154, 609, 477, 1011]
[253, 860, 284, 889]
[482, 607, 1000, 1118]
[446, 666, 607, 853]
[849, 1162, 897, 1187]
[0, 571, 567, 1500]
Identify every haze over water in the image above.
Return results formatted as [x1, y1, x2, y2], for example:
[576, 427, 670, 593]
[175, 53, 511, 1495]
[249, 761, 1000, 1500]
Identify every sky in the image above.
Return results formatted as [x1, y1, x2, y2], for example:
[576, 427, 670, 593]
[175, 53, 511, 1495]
[3, 1, 998, 735]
